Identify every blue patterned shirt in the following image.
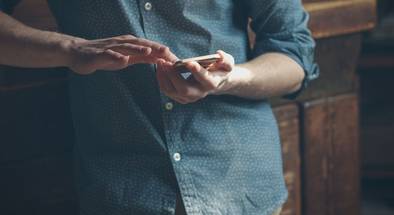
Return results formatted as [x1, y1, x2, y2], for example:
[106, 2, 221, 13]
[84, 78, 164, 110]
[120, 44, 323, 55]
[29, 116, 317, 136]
[1, 0, 318, 214]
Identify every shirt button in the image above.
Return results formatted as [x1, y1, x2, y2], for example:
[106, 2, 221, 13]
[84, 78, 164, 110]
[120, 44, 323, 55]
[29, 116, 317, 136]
[165, 102, 174, 111]
[173, 153, 181, 162]
[144, 2, 152, 11]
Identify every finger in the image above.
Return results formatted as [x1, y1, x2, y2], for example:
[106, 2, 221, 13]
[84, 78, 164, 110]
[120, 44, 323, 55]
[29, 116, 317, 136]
[184, 62, 217, 91]
[112, 36, 164, 52]
[129, 56, 161, 64]
[124, 37, 164, 51]
[107, 43, 152, 56]
[208, 50, 234, 72]
[173, 97, 193, 104]
[156, 60, 177, 95]
[138, 39, 178, 62]
[217, 50, 235, 66]
[124, 37, 178, 62]
[119, 37, 169, 56]
[113, 36, 179, 62]
[123, 45, 178, 65]
[153, 46, 179, 63]
[156, 61, 191, 103]
[96, 50, 129, 70]
[102, 35, 164, 54]
[165, 65, 204, 100]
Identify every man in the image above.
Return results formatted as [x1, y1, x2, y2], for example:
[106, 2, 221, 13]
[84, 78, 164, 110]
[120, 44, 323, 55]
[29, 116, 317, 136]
[0, 0, 318, 214]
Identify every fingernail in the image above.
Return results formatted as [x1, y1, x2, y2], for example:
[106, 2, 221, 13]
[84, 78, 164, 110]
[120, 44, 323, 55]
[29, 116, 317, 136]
[144, 47, 152, 55]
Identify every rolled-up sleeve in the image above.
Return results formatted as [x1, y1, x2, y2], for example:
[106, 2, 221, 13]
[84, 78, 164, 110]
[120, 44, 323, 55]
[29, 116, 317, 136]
[247, 0, 319, 98]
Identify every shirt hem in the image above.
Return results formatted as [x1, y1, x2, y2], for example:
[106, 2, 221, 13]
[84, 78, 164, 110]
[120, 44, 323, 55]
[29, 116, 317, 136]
[260, 191, 288, 215]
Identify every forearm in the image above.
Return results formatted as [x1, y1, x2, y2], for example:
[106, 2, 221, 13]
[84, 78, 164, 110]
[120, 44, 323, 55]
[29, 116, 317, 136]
[0, 12, 81, 68]
[219, 53, 305, 99]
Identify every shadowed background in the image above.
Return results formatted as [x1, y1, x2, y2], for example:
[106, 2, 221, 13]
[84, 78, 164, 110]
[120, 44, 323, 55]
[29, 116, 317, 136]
[1, 0, 393, 215]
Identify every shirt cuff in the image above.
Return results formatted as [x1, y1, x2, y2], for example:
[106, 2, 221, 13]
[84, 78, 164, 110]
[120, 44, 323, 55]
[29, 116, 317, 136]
[250, 38, 320, 99]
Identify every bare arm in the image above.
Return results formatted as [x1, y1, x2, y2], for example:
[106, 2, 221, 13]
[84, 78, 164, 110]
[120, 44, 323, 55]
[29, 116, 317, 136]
[0, 11, 177, 74]
[156, 0, 316, 104]
[218, 53, 305, 99]
[156, 50, 303, 104]
[0, 11, 75, 68]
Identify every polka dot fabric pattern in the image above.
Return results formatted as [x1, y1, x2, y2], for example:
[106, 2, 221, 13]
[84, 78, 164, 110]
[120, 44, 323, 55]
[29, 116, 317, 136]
[44, 0, 317, 214]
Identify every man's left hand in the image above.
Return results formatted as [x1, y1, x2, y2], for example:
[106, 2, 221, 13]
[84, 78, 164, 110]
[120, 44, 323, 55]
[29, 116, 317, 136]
[156, 50, 235, 104]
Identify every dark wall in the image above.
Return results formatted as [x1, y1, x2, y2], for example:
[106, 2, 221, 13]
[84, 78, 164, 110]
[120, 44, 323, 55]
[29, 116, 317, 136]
[0, 1, 78, 214]
[359, 0, 394, 178]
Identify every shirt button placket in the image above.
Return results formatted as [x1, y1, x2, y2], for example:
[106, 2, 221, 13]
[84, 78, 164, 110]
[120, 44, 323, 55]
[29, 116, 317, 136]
[165, 102, 174, 111]
[144, 2, 152, 11]
[173, 153, 181, 162]
[139, 2, 198, 213]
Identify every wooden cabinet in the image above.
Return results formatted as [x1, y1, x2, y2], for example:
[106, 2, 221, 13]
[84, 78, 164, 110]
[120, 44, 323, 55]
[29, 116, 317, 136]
[274, 105, 301, 215]
[273, 1, 376, 215]
[301, 94, 360, 215]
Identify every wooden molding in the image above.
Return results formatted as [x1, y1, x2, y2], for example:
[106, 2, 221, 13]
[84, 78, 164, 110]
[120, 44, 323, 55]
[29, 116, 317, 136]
[305, 0, 377, 39]
[11, 0, 377, 39]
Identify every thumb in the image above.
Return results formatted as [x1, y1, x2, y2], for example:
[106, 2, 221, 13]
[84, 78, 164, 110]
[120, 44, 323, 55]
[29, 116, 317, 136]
[208, 50, 234, 72]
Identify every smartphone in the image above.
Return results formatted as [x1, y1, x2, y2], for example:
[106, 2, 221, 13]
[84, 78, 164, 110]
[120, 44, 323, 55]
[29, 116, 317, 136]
[174, 54, 221, 69]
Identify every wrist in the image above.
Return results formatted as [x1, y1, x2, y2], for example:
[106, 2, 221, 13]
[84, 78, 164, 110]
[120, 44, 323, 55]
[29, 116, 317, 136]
[213, 64, 253, 96]
[58, 35, 86, 69]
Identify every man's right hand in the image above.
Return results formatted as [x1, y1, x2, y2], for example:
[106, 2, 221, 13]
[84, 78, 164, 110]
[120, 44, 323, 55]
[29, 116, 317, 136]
[64, 35, 178, 75]
[1, 12, 176, 73]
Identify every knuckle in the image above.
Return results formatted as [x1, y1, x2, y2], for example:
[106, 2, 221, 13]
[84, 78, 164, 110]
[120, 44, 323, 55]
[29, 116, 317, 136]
[108, 38, 119, 44]
[125, 35, 136, 40]
[94, 50, 104, 55]
[114, 44, 127, 49]
[103, 44, 114, 49]
[161, 46, 170, 53]
[117, 35, 136, 41]
[133, 38, 144, 44]
[115, 36, 136, 45]
[122, 44, 137, 49]
[180, 88, 194, 98]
